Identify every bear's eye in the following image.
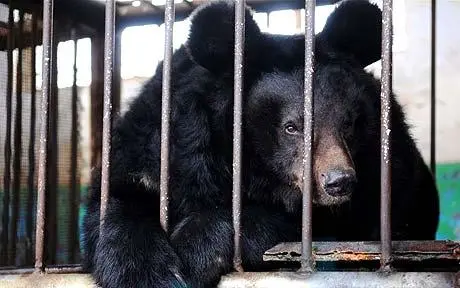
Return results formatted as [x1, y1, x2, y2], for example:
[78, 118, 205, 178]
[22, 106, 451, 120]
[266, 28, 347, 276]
[285, 123, 299, 135]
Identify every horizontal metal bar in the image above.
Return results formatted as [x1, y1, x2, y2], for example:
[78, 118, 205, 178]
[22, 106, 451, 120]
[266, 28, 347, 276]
[218, 272, 459, 288]
[264, 241, 460, 263]
[0, 265, 84, 275]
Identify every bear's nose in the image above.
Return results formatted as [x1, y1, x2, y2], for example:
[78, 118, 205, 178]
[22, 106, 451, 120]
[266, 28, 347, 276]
[323, 169, 356, 197]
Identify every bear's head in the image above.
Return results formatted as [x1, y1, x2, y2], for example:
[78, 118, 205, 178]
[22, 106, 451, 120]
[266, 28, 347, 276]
[185, 0, 383, 207]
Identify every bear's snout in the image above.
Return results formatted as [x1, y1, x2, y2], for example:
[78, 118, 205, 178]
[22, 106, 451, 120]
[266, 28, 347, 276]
[321, 169, 356, 197]
[311, 131, 356, 206]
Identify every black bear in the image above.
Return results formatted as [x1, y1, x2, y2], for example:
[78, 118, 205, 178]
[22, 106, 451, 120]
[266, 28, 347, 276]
[82, 0, 440, 287]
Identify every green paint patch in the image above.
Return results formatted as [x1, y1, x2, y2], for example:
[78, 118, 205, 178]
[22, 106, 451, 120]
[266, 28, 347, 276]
[435, 163, 460, 240]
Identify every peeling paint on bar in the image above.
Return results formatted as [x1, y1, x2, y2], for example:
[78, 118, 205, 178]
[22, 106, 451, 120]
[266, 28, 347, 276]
[0, 265, 85, 275]
[35, 0, 54, 273]
[100, 0, 116, 230]
[160, 0, 175, 233]
[300, 0, 315, 273]
[380, 0, 394, 272]
[233, 0, 246, 273]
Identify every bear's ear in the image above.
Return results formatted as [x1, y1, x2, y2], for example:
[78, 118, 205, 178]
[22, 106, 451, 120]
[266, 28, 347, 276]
[185, 0, 262, 74]
[317, 0, 382, 67]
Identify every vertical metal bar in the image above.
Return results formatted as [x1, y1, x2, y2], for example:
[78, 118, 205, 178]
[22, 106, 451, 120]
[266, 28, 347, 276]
[90, 37, 103, 180]
[35, 0, 54, 273]
[300, 0, 315, 273]
[26, 10, 38, 265]
[100, 0, 115, 228]
[380, 0, 393, 272]
[11, 9, 24, 266]
[46, 24, 58, 266]
[160, 0, 175, 233]
[69, 27, 79, 264]
[1, 0, 14, 266]
[232, 0, 245, 273]
[430, 0, 436, 178]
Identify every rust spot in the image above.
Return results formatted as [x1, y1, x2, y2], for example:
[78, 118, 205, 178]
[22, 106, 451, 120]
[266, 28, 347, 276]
[341, 252, 378, 261]
[317, 251, 380, 261]
[453, 247, 460, 255]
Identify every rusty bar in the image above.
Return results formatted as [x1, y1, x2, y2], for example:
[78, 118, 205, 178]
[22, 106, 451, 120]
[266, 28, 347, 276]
[300, 0, 315, 273]
[11, 8, 24, 266]
[430, 0, 436, 177]
[35, 0, 54, 273]
[159, 0, 175, 233]
[69, 27, 79, 264]
[380, 0, 393, 272]
[1, 0, 14, 266]
[100, 0, 115, 228]
[264, 240, 460, 263]
[232, 0, 245, 273]
[26, 10, 38, 265]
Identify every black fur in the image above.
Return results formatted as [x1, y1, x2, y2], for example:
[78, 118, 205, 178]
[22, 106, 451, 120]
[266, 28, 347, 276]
[82, 1, 439, 287]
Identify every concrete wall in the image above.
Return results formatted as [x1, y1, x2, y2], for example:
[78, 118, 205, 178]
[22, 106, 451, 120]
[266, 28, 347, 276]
[367, 0, 460, 164]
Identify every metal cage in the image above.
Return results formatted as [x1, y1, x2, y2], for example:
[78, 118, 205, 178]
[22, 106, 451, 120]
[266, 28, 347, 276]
[0, 0, 459, 287]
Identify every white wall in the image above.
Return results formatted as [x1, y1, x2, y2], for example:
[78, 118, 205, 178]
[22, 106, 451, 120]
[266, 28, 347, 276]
[367, 0, 460, 164]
